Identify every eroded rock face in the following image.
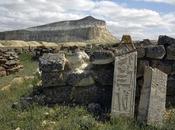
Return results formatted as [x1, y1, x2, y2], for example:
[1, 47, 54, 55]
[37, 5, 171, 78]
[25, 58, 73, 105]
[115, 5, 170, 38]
[0, 16, 117, 44]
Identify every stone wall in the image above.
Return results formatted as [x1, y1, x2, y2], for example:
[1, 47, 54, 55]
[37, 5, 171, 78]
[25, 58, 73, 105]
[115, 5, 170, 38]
[136, 36, 175, 107]
[37, 35, 175, 110]
[0, 49, 23, 77]
[38, 48, 114, 108]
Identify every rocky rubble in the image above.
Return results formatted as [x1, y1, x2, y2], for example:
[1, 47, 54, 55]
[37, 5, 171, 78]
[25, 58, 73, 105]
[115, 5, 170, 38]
[0, 49, 23, 77]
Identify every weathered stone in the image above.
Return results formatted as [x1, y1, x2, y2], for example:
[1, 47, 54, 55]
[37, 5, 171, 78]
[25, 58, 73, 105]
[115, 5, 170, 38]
[0, 50, 23, 76]
[90, 50, 114, 65]
[92, 66, 113, 85]
[111, 51, 137, 118]
[115, 35, 136, 56]
[138, 67, 167, 126]
[39, 53, 67, 72]
[151, 60, 172, 74]
[71, 86, 99, 105]
[166, 44, 175, 60]
[42, 72, 66, 87]
[137, 47, 145, 58]
[145, 45, 166, 59]
[137, 60, 149, 78]
[42, 86, 72, 104]
[167, 76, 175, 96]
[158, 35, 175, 45]
[66, 71, 95, 87]
[66, 50, 89, 71]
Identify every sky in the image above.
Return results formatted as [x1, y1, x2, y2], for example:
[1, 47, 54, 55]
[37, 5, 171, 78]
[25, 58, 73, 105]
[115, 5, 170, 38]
[0, 0, 175, 40]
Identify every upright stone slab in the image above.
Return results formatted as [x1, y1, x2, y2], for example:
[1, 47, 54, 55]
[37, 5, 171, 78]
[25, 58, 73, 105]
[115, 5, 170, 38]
[111, 51, 137, 118]
[137, 67, 167, 125]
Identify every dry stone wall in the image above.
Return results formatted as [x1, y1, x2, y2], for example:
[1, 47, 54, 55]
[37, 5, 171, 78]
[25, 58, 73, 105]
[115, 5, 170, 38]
[0, 49, 23, 77]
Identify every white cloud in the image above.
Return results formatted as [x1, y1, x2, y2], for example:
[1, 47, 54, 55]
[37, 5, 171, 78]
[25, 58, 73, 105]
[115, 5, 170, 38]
[0, 0, 174, 40]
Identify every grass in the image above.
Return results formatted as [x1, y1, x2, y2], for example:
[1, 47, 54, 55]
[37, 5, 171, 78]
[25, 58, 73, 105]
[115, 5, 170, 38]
[1, 52, 175, 130]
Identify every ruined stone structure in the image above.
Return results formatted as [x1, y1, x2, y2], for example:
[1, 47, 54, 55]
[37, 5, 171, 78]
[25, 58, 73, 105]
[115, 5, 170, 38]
[138, 67, 167, 125]
[0, 49, 23, 77]
[0, 16, 117, 43]
[1, 34, 175, 126]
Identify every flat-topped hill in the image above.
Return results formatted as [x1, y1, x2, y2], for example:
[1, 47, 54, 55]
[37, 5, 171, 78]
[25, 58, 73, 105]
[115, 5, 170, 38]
[0, 16, 117, 44]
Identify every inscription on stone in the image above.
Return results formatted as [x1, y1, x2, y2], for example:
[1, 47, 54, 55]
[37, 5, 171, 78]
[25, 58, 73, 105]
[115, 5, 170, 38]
[137, 67, 167, 125]
[111, 51, 137, 117]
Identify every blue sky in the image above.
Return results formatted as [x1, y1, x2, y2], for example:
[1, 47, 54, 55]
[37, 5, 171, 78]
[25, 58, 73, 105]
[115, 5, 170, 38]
[119, 0, 175, 13]
[0, 0, 175, 40]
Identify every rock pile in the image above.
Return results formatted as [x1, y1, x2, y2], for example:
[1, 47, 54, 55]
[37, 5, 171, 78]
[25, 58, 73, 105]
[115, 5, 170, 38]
[0, 49, 23, 77]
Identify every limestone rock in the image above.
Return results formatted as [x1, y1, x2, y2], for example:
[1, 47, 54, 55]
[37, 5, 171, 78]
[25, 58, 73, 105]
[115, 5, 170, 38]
[137, 47, 145, 58]
[0, 16, 117, 44]
[90, 50, 114, 64]
[145, 45, 166, 59]
[66, 50, 90, 72]
[39, 53, 67, 72]
[158, 35, 175, 45]
[138, 67, 167, 126]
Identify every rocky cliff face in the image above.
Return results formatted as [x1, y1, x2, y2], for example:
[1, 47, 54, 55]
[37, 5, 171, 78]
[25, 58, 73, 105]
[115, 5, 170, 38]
[0, 16, 117, 44]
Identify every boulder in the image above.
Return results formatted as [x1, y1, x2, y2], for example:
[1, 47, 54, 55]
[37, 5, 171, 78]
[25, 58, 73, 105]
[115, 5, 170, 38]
[158, 35, 175, 45]
[90, 50, 114, 65]
[166, 44, 175, 60]
[145, 45, 166, 59]
[39, 53, 67, 72]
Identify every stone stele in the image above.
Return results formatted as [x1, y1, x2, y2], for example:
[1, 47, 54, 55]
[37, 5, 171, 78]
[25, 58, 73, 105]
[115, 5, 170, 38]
[137, 66, 167, 126]
[111, 51, 137, 118]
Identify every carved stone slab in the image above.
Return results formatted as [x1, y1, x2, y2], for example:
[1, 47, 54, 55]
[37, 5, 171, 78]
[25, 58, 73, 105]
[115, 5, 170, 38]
[137, 67, 167, 125]
[111, 51, 137, 118]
